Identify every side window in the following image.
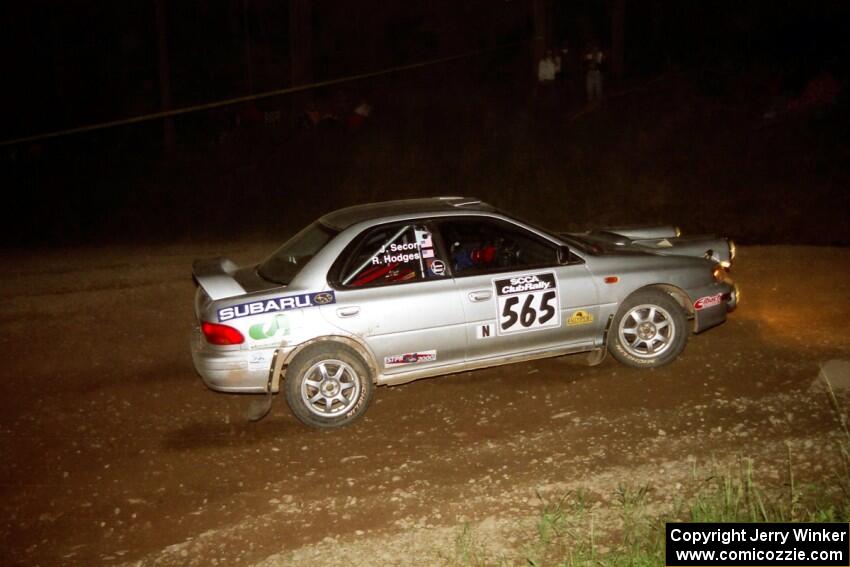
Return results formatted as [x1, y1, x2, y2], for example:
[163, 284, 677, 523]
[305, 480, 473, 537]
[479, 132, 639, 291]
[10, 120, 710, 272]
[339, 223, 448, 288]
[438, 218, 557, 276]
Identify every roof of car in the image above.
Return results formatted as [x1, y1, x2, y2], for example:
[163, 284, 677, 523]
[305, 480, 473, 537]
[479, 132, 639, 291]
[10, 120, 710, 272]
[319, 197, 496, 230]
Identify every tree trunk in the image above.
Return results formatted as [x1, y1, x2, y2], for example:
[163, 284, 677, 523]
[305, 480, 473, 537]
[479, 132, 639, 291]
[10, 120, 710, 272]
[610, 0, 625, 78]
[242, 0, 254, 94]
[289, 0, 312, 120]
[290, 0, 312, 88]
[154, 0, 175, 151]
[532, 0, 546, 79]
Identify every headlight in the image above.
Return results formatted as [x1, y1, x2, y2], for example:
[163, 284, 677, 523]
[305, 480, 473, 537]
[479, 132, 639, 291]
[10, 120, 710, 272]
[713, 266, 725, 282]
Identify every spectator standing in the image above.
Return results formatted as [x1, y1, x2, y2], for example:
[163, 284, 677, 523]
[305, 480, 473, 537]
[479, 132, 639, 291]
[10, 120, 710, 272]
[347, 98, 372, 131]
[557, 43, 570, 83]
[553, 49, 562, 80]
[584, 44, 605, 103]
[537, 50, 557, 103]
[538, 50, 557, 83]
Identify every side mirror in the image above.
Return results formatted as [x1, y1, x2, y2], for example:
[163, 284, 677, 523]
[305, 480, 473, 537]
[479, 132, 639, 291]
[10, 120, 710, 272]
[557, 245, 571, 265]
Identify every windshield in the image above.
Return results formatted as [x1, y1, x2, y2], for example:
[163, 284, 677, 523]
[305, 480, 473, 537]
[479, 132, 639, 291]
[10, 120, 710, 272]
[554, 232, 603, 255]
[501, 211, 600, 255]
[257, 222, 338, 284]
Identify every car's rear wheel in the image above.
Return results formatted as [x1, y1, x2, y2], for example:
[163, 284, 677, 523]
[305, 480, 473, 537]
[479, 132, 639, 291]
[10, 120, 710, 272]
[284, 343, 373, 429]
[608, 289, 687, 368]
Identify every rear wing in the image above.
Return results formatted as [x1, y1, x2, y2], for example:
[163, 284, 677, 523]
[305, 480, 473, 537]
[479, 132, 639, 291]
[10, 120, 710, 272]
[192, 257, 246, 300]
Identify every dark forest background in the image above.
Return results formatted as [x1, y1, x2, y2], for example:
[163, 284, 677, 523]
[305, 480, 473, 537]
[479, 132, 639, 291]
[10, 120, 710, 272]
[2, 1, 849, 246]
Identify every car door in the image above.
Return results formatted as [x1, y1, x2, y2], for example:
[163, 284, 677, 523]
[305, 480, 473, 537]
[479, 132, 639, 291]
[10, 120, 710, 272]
[436, 216, 600, 362]
[321, 221, 466, 375]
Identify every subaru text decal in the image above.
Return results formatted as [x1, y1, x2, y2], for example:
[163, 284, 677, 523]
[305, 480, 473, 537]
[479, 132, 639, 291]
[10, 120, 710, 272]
[218, 291, 336, 322]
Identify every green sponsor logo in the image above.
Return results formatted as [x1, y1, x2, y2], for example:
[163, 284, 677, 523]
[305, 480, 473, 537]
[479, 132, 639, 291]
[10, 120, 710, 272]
[248, 314, 291, 340]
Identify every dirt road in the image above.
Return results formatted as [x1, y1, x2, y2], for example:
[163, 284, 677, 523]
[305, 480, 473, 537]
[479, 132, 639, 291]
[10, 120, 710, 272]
[1, 244, 848, 566]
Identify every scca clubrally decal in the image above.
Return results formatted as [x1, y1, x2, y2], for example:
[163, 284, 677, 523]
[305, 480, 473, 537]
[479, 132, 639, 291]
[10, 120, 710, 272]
[218, 291, 335, 322]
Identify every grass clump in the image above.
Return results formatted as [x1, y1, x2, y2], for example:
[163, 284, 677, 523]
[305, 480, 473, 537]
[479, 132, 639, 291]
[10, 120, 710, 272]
[452, 377, 850, 566]
[453, 522, 486, 567]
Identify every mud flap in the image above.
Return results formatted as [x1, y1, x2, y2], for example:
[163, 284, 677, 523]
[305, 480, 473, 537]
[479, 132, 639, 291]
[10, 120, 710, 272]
[245, 349, 284, 422]
[585, 349, 606, 366]
[585, 314, 614, 367]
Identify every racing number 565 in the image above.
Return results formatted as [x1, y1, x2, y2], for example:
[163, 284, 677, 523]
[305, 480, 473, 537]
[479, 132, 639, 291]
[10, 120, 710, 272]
[500, 290, 557, 331]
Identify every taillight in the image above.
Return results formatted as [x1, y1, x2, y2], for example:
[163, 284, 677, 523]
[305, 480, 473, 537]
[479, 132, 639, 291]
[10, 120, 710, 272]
[201, 321, 244, 345]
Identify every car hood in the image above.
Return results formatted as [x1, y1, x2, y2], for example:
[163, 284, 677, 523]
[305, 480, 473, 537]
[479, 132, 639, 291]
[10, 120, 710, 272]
[584, 247, 716, 277]
[560, 230, 732, 266]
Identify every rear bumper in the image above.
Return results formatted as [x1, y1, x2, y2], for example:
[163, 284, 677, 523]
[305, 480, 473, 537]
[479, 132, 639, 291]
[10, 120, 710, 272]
[691, 280, 738, 333]
[190, 329, 271, 393]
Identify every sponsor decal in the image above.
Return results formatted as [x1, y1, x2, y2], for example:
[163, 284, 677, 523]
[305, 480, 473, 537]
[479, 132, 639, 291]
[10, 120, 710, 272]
[248, 352, 271, 369]
[429, 259, 446, 276]
[218, 291, 336, 322]
[313, 292, 334, 305]
[384, 350, 437, 367]
[567, 310, 594, 326]
[694, 293, 723, 310]
[493, 272, 560, 335]
[476, 322, 495, 339]
[248, 314, 291, 340]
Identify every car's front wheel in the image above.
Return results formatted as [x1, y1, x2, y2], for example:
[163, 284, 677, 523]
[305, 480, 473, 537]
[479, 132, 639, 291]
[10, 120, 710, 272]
[284, 344, 373, 429]
[608, 289, 688, 368]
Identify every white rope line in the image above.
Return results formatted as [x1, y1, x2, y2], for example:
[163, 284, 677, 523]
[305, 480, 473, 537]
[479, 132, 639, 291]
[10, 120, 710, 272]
[1, 41, 521, 147]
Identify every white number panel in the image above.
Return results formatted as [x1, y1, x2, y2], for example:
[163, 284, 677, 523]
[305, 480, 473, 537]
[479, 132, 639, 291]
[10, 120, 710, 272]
[493, 272, 560, 335]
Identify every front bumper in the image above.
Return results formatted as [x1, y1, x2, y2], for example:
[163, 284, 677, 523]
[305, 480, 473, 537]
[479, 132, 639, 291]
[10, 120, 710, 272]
[190, 328, 271, 393]
[691, 280, 738, 333]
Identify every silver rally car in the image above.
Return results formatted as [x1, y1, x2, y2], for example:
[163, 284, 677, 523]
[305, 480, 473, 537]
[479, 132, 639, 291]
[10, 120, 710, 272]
[191, 197, 738, 428]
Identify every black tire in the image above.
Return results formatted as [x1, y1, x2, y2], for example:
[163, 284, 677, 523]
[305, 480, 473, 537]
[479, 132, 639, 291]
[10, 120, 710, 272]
[284, 343, 374, 429]
[608, 289, 688, 368]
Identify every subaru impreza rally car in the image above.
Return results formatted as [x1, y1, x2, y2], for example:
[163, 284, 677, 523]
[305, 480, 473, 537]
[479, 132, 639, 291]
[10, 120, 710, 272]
[191, 197, 738, 428]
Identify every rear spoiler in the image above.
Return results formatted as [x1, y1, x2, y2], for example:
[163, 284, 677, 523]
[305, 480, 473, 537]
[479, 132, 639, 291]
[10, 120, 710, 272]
[192, 257, 246, 300]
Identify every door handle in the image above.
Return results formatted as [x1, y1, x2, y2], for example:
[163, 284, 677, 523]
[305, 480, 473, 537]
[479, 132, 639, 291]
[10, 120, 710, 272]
[336, 306, 360, 318]
[468, 290, 492, 302]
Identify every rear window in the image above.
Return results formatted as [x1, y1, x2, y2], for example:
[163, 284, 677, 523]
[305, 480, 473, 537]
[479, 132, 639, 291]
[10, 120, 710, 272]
[258, 222, 338, 284]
